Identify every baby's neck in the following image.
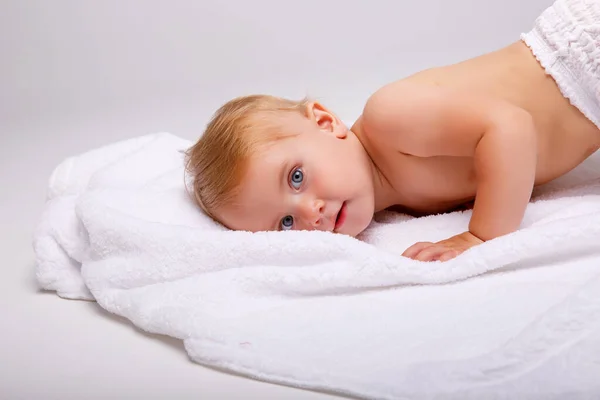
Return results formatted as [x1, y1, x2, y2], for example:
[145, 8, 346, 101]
[349, 122, 399, 213]
[367, 156, 398, 213]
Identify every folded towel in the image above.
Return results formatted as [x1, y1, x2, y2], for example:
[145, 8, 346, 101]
[34, 133, 600, 399]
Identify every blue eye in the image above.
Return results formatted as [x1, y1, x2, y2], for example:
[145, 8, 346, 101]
[280, 215, 294, 230]
[290, 168, 304, 189]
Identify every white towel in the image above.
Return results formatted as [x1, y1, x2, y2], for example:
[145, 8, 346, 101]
[34, 132, 600, 399]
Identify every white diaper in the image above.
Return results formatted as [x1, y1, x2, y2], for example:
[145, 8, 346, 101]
[521, 0, 600, 129]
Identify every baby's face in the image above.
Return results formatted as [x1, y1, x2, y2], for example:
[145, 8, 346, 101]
[217, 111, 376, 237]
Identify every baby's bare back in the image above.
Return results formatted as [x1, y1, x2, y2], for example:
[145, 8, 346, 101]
[354, 41, 600, 215]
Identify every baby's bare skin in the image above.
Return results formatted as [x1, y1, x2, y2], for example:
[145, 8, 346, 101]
[355, 41, 599, 215]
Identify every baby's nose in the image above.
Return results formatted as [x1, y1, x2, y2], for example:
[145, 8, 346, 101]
[299, 199, 325, 227]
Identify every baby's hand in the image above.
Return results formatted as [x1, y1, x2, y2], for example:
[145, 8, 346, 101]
[402, 231, 484, 262]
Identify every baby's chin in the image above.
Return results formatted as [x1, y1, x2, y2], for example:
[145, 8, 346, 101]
[341, 210, 374, 237]
[348, 220, 373, 237]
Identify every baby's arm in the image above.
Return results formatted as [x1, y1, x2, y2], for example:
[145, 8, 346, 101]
[363, 81, 538, 260]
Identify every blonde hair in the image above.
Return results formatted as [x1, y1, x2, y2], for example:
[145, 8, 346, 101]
[185, 94, 310, 220]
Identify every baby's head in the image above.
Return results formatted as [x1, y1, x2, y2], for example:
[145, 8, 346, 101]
[185, 94, 376, 236]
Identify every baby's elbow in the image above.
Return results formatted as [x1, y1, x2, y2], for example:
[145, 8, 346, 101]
[497, 107, 535, 132]
[490, 107, 537, 147]
[513, 108, 535, 131]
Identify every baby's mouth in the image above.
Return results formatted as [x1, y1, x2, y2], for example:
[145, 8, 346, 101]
[334, 202, 347, 231]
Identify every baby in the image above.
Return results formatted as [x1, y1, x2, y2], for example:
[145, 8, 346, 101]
[185, 0, 600, 262]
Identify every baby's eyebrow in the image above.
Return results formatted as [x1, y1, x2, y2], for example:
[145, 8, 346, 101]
[272, 217, 281, 231]
[278, 160, 290, 192]
[272, 160, 291, 231]
[271, 208, 286, 231]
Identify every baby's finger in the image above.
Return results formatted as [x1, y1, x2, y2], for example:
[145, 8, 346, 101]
[402, 242, 434, 259]
[415, 245, 449, 262]
[438, 249, 460, 262]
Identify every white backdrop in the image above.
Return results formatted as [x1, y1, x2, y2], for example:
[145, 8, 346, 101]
[2, 0, 551, 134]
[1, 0, 554, 399]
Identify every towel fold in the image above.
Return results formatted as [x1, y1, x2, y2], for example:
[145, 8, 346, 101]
[34, 132, 600, 399]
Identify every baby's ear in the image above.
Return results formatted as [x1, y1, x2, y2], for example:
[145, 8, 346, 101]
[306, 101, 347, 139]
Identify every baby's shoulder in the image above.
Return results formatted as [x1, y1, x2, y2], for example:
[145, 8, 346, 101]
[362, 80, 451, 131]
[358, 81, 445, 150]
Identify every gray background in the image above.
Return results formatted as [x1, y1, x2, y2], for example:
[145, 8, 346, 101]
[1, 0, 553, 398]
